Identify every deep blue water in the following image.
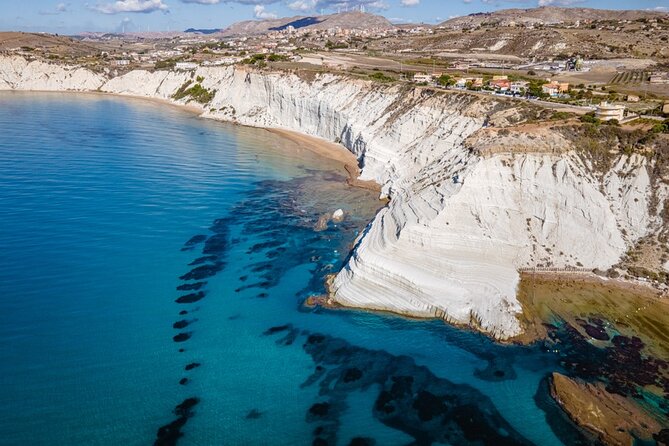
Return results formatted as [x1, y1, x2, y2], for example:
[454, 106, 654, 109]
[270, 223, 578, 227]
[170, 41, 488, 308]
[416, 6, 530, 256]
[0, 92, 576, 445]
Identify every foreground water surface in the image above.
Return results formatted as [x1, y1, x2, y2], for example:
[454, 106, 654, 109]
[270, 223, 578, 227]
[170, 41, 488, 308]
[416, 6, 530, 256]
[0, 92, 588, 446]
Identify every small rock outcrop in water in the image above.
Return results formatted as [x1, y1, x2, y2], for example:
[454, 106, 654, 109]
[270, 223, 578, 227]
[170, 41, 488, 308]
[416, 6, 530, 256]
[332, 209, 345, 222]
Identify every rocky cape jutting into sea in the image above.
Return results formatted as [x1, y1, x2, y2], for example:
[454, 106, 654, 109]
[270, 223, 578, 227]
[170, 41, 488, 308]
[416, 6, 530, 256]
[2, 55, 667, 340]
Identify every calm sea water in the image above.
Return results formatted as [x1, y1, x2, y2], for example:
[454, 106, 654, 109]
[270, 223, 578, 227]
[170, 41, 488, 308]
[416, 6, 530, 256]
[0, 92, 575, 446]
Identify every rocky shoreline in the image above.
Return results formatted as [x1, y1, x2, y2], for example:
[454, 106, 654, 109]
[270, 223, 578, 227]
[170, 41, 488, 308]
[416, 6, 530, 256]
[550, 373, 667, 446]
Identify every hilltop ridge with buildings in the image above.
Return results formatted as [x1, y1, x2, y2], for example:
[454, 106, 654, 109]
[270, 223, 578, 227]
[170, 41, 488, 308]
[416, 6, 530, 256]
[1, 6, 667, 119]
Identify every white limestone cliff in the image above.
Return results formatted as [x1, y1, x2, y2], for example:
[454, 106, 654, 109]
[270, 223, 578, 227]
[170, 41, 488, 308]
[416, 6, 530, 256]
[1, 55, 666, 339]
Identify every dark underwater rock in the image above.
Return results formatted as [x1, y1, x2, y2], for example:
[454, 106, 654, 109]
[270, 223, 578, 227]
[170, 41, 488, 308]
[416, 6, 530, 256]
[247, 240, 284, 254]
[203, 233, 228, 255]
[173, 320, 190, 329]
[250, 263, 273, 273]
[175, 292, 205, 304]
[184, 234, 207, 246]
[154, 397, 199, 446]
[263, 324, 291, 336]
[154, 416, 187, 446]
[584, 324, 609, 341]
[342, 368, 363, 383]
[309, 402, 330, 418]
[578, 318, 610, 341]
[245, 409, 263, 420]
[188, 256, 218, 266]
[180, 263, 224, 281]
[181, 235, 207, 251]
[655, 429, 669, 445]
[474, 354, 517, 382]
[176, 281, 206, 291]
[348, 438, 375, 446]
[209, 217, 231, 234]
[550, 321, 669, 400]
[262, 326, 534, 446]
[276, 328, 299, 346]
[173, 332, 192, 343]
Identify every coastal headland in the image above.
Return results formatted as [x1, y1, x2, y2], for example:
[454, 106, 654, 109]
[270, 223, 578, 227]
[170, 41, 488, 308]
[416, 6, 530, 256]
[1, 54, 667, 341]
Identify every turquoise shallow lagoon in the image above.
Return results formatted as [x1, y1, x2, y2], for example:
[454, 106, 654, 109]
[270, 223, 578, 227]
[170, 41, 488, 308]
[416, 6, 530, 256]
[0, 92, 574, 445]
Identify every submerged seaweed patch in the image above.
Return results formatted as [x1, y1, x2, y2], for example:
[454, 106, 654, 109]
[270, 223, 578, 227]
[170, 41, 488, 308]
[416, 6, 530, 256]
[545, 321, 669, 400]
[264, 328, 535, 446]
[175, 292, 206, 304]
[154, 397, 199, 446]
[172, 332, 192, 343]
[177, 281, 206, 291]
[179, 264, 224, 281]
[154, 175, 380, 445]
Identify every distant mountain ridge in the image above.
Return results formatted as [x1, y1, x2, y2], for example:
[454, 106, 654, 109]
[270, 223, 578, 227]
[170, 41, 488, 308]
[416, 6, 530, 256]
[184, 28, 221, 35]
[221, 11, 394, 36]
[440, 6, 669, 28]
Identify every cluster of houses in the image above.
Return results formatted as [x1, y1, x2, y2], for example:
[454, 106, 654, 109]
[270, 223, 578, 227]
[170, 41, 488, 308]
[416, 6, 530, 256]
[650, 72, 669, 85]
[412, 73, 570, 98]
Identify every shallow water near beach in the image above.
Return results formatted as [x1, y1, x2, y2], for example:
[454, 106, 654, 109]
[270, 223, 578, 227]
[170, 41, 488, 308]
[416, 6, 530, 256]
[0, 92, 582, 445]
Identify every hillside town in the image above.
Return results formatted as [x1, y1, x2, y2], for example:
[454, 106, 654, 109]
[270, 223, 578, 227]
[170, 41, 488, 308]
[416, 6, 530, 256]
[1, 7, 668, 119]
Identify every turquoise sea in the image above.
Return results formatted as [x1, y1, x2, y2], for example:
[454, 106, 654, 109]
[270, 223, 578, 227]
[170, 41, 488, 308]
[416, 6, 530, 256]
[0, 92, 587, 445]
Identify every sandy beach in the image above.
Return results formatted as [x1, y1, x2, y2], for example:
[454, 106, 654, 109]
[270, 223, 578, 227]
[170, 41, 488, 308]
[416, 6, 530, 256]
[266, 128, 382, 192]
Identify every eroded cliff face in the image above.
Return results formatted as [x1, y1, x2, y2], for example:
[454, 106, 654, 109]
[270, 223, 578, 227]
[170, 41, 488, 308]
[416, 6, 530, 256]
[1, 55, 666, 339]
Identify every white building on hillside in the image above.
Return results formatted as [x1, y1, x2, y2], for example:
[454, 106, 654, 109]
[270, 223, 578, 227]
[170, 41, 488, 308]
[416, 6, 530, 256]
[595, 102, 625, 122]
[175, 62, 199, 71]
[413, 74, 433, 83]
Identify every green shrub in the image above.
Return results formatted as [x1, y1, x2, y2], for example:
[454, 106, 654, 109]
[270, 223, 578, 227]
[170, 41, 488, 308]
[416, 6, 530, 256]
[580, 112, 600, 125]
[436, 74, 455, 87]
[172, 80, 193, 100]
[267, 54, 289, 62]
[551, 111, 572, 121]
[172, 81, 215, 104]
[650, 119, 669, 134]
[368, 72, 394, 83]
[242, 54, 267, 65]
[155, 59, 177, 70]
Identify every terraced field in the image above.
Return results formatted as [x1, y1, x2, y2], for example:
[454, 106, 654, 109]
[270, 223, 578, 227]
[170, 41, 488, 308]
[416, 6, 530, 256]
[610, 70, 651, 85]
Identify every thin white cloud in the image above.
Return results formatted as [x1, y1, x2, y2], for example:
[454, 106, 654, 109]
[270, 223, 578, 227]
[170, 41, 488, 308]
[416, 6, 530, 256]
[537, 0, 583, 5]
[92, 0, 169, 14]
[400, 0, 419, 6]
[180, 0, 221, 4]
[39, 2, 69, 15]
[254, 4, 278, 18]
[285, 0, 389, 12]
[176, 0, 390, 12]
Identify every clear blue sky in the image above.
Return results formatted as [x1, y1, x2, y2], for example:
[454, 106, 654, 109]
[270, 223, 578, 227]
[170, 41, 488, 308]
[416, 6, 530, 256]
[0, 0, 667, 35]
